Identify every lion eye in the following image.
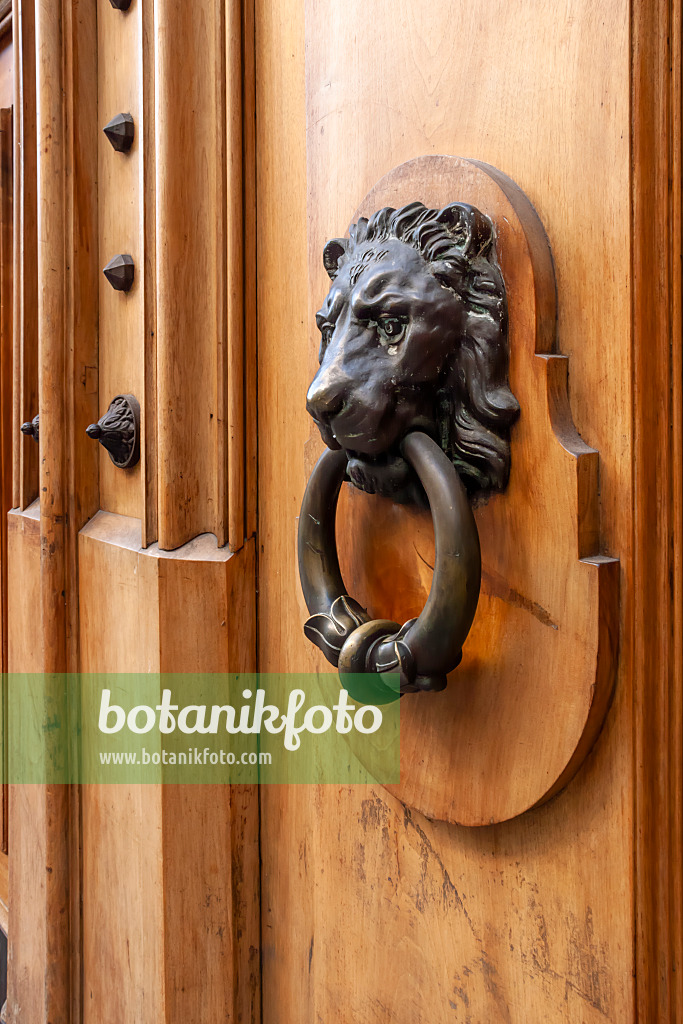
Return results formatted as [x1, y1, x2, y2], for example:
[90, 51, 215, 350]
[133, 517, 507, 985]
[377, 317, 407, 348]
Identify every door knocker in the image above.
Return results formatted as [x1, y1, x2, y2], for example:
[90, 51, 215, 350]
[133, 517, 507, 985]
[298, 200, 518, 702]
[297, 156, 618, 823]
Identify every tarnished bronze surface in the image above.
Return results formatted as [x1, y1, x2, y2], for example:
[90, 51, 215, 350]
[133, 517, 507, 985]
[307, 201, 519, 505]
[298, 431, 481, 701]
[299, 199, 519, 697]
[86, 394, 140, 469]
[20, 414, 39, 443]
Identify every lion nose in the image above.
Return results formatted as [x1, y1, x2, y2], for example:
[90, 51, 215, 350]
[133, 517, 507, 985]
[306, 371, 346, 423]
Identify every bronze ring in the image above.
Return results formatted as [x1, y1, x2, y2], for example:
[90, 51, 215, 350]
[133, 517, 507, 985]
[297, 431, 481, 703]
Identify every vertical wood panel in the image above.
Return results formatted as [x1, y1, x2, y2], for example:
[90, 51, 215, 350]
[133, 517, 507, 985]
[9, 2, 100, 1022]
[36, 0, 67, 669]
[0, 39, 11, 873]
[37, 0, 99, 673]
[0, 106, 13, 863]
[257, 0, 636, 1021]
[0, 107, 12, 682]
[153, 0, 252, 552]
[6, 504, 45, 1024]
[9, 2, 260, 1022]
[140, 0, 158, 546]
[155, 0, 228, 550]
[243, 0, 257, 541]
[6, 507, 41, 670]
[33, 4, 71, 1021]
[158, 539, 258, 1024]
[98, 0, 253, 551]
[97, 0, 144, 519]
[79, 517, 165, 1024]
[63, 8, 99, 1015]
[79, 516, 259, 1024]
[226, 0, 244, 548]
[12, 0, 37, 511]
[65, 0, 100, 661]
[632, 0, 683, 1019]
[0, 3, 10, 42]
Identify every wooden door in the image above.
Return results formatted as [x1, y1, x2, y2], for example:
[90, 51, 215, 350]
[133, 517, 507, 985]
[255, 2, 681, 1023]
[2, 1, 681, 1023]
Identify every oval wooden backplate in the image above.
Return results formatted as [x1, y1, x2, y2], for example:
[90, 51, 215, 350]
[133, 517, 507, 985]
[333, 156, 619, 825]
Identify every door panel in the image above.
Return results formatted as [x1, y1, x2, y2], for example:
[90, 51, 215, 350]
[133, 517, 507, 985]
[255, 1, 673, 1021]
[6, 2, 260, 1021]
[12, 0, 37, 514]
[78, 1, 259, 1020]
[97, 2, 146, 522]
[78, 514, 257, 1024]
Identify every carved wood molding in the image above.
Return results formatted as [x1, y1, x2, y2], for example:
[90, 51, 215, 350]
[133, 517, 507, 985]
[632, 0, 683, 1018]
[154, 0, 256, 551]
[9, 1, 260, 1022]
[7, 0, 98, 1021]
[13, 0, 37, 513]
[0, 1, 11, 40]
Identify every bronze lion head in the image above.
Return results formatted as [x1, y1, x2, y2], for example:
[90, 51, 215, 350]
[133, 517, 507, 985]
[307, 201, 520, 504]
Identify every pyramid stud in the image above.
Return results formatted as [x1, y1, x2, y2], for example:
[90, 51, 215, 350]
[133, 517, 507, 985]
[108, 0, 132, 9]
[103, 254, 134, 293]
[103, 113, 134, 154]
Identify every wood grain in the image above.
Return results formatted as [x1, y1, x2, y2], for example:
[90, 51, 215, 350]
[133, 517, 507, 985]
[254, 6, 316, 1019]
[9, 3, 100, 1022]
[78, 513, 259, 1024]
[0, 106, 12, 860]
[36, 0, 67, 676]
[0, 41, 11, 874]
[334, 156, 619, 824]
[155, 0, 228, 550]
[59, 8, 99, 1018]
[0, 39, 11, 105]
[0, 852, 9, 936]
[0, 107, 12, 684]
[0, 4, 11, 42]
[7, 4, 259, 1020]
[140, 0, 157, 546]
[6, 502, 39, 673]
[6, 504, 46, 1024]
[97, 0, 144, 520]
[12, 0, 37, 512]
[243, 0, 257, 541]
[32, 2, 73, 1019]
[632, 0, 683, 1018]
[98, 0, 252, 552]
[257, 0, 635, 1019]
[226, 0, 245, 548]
[3, 0, 678, 1021]
[7, 3, 259, 1021]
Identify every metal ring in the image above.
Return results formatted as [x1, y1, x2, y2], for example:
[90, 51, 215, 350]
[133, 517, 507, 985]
[297, 431, 481, 703]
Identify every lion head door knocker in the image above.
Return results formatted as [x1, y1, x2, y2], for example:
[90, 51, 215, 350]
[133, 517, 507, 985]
[298, 200, 519, 703]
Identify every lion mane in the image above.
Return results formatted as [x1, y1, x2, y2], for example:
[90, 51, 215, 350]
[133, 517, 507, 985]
[325, 201, 520, 497]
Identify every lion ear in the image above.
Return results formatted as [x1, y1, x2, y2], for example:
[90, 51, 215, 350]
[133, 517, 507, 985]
[322, 238, 348, 279]
[437, 203, 493, 257]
